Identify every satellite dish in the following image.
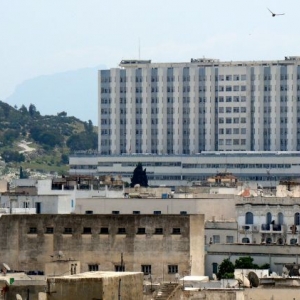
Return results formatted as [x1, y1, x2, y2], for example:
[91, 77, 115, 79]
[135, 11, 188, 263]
[175, 273, 180, 279]
[248, 271, 259, 287]
[282, 266, 289, 274]
[58, 251, 64, 259]
[3, 263, 10, 271]
[16, 294, 22, 300]
[212, 273, 217, 280]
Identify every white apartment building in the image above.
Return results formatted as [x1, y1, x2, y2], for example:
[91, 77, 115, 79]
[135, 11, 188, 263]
[69, 56, 300, 186]
[99, 56, 300, 154]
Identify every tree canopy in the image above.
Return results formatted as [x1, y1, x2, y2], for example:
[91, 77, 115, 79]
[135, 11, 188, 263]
[217, 256, 270, 279]
[130, 162, 148, 187]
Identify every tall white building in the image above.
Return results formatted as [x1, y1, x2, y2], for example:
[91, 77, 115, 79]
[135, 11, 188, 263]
[99, 56, 300, 155]
[69, 56, 300, 186]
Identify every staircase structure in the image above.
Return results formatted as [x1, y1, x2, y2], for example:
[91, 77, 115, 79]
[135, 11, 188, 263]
[154, 282, 181, 300]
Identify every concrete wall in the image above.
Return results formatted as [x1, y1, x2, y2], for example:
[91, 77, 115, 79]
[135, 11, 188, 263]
[190, 215, 205, 275]
[75, 197, 236, 221]
[44, 261, 80, 276]
[0, 214, 204, 282]
[0, 180, 8, 193]
[0, 195, 74, 214]
[206, 243, 300, 278]
[46, 272, 143, 300]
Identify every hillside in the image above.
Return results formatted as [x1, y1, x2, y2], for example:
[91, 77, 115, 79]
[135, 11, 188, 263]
[0, 101, 97, 177]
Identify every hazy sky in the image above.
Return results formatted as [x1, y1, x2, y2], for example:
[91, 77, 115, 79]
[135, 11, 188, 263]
[0, 0, 298, 100]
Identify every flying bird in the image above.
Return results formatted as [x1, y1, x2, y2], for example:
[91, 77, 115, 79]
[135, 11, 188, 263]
[268, 8, 285, 17]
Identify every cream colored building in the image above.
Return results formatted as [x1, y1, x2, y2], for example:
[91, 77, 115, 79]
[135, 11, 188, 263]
[0, 214, 204, 282]
[45, 271, 143, 300]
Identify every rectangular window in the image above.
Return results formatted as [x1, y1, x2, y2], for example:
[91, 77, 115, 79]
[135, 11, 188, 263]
[137, 228, 146, 234]
[100, 227, 109, 234]
[64, 228, 72, 234]
[28, 227, 37, 234]
[168, 265, 178, 274]
[155, 228, 163, 235]
[180, 211, 187, 215]
[172, 228, 181, 235]
[83, 227, 92, 234]
[115, 265, 125, 272]
[88, 264, 99, 271]
[226, 139, 232, 145]
[118, 228, 126, 234]
[213, 235, 220, 243]
[153, 211, 161, 215]
[133, 211, 140, 214]
[112, 211, 120, 215]
[233, 128, 239, 134]
[226, 236, 234, 243]
[45, 227, 53, 234]
[141, 265, 151, 275]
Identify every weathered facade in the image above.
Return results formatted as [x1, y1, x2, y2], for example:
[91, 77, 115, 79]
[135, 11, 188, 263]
[46, 271, 143, 300]
[0, 214, 204, 282]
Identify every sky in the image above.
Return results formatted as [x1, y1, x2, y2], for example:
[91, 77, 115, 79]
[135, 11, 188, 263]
[0, 0, 298, 112]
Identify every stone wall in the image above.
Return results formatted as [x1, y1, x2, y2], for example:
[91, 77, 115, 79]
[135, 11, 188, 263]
[46, 271, 143, 300]
[0, 214, 204, 281]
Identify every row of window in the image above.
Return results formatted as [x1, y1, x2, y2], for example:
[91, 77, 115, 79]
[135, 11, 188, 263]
[182, 163, 292, 169]
[101, 95, 300, 106]
[219, 139, 246, 146]
[219, 117, 247, 124]
[245, 212, 300, 226]
[219, 128, 246, 135]
[28, 226, 183, 235]
[101, 73, 300, 85]
[218, 107, 247, 113]
[88, 264, 178, 275]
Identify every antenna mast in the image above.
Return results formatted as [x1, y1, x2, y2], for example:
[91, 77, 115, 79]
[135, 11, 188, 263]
[138, 38, 141, 60]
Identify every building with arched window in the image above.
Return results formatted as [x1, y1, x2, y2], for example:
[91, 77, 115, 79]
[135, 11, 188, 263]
[236, 197, 300, 245]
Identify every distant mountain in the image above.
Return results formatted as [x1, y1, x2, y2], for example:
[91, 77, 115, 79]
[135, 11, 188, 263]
[5, 65, 106, 123]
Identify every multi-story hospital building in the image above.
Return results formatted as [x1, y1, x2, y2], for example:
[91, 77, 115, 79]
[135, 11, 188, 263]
[69, 56, 300, 185]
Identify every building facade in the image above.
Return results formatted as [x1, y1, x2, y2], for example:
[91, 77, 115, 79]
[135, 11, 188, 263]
[69, 151, 300, 186]
[70, 56, 300, 186]
[99, 56, 300, 155]
[0, 214, 204, 282]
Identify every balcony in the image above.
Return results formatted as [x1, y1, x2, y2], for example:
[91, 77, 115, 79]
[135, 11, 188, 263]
[261, 224, 284, 233]
[239, 224, 253, 233]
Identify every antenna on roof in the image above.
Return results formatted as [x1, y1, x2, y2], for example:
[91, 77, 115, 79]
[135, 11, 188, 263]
[138, 38, 141, 60]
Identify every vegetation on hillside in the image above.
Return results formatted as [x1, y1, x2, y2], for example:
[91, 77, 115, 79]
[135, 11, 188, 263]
[0, 101, 97, 174]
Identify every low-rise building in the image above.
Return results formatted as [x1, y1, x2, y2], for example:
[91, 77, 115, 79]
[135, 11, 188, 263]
[0, 214, 204, 282]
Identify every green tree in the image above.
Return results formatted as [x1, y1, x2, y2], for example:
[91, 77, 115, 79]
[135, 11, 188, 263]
[57, 111, 67, 117]
[19, 105, 28, 114]
[61, 153, 69, 164]
[130, 162, 148, 187]
[1, 150, 25, 163]
[235, 256, 259, 269]
[217, 258, 234, 280]
[67, 132, 97, 151]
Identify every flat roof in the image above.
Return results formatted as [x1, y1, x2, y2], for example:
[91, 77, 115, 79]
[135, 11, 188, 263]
[57, 271, 143, 279]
